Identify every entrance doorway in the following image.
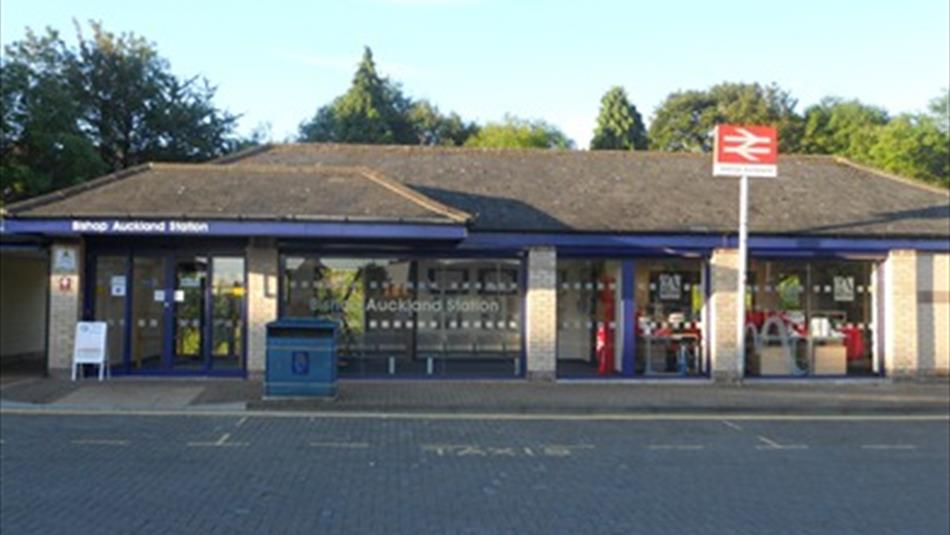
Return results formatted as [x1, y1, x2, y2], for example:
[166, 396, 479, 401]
[90, 252, 246, 375]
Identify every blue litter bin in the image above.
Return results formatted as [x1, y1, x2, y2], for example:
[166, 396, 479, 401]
[264, 318, 338, 397]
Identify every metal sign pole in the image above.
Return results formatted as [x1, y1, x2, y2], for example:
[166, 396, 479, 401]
[736, 173, 749, 378]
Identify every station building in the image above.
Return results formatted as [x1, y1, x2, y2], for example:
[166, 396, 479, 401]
[0, 143, 947, 381]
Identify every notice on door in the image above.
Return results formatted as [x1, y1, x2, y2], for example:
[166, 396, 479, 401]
[153, 290, 165, 302]
[110, 276, 126, 297]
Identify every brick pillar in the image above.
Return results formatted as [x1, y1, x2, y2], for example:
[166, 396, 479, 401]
[246, 240, 278, 376]
[923, 253, 950, 376]
[885, 250, 950, 379]
[525, 247, 557, 381]
[709, 248, 742, 382]
[47, 242, 82, 374]
[884, 249, 919, 378]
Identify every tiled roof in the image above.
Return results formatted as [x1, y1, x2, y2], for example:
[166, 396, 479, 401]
[7, 143, 949, 238]
[220, 143, 950, 238]
[6, 163, 469, 225]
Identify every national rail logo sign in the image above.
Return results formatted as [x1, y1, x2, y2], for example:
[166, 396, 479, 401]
[712, 124, 778, 177]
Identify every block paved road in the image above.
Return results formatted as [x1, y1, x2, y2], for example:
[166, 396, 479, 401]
[1, 411, 948, 535]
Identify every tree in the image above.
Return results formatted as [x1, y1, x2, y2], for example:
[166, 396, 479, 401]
[648, 82, 802, 153]
[865, 113, 949, 187]
[69, 22, 240, 170]
[300, 47, 414, 144]
[1, 22, 241, 204]
[464, 115, 573, 149]
[299, 47, 476, 146]
[799, 97, 889, 158]
[590, 86, 647, 150]
[1, 28, 106, 202]
[797, 93, 948, 187]
[406, 100, 478, 146]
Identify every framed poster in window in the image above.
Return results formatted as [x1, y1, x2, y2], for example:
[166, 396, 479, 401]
[428, 268, 468, 295]
[833, 276, 855, 302]
[478, 268, 518, 295]
[657, 273, 682, 301]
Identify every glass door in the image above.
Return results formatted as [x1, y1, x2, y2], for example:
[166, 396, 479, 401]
[95, 251, 246, 374]
[173, 256, 208, 370]
[131, 256, 167, 370]
[93, 255, 128, 372]
[210, 257, 245, 370]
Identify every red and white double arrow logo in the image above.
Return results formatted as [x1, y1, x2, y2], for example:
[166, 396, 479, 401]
[713, 124, 778, 177]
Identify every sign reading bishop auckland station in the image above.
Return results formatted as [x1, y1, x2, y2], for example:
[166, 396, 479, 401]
[712, 124, 778, 178]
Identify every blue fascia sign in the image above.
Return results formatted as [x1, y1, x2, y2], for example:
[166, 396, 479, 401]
[0, 218, 468, 241]
[71, 220, 210, 234]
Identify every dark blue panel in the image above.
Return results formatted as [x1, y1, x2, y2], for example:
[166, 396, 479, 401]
[457, 232, 950, 253]
[5, 217, 949, 252]
[621, 260, 635, 377]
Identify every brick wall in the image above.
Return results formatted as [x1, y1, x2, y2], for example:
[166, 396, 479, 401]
[47, 242, 82, 373]
[709, 248, 741, 382]
[246, 240, 278, 375]
[525, 247, 557, 380]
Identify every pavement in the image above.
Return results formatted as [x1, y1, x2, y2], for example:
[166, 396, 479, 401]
[2, 411, 949, 534]
[1, 371, 948, 415]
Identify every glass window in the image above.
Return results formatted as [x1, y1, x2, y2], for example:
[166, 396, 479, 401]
[635, 258, 706, 376]
[556, 260, 622, 377]
[747, 259, 876, 376]
[282, 255, 522, 378]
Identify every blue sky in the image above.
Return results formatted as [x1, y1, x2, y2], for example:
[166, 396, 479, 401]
[2, 0, 948, 148]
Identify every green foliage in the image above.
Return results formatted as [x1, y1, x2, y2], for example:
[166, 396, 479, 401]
[406, 100, 478, 146]
[464, 115, 573, 149]
[1, 29, 106, 201]
[648, 82, 801, 153]
[797, 94, 948, 187]
[1, 22, 242, 204]
[299, 47, 476, 146]
[648, 82, 948, 187]
[799, 97, 889, 157]
[70, 22, 240, 169]
[590, 86, 647, 150]
[865, 113, 949, 187]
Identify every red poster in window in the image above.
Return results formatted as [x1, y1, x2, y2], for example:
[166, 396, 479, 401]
[713, 125, 778, 177]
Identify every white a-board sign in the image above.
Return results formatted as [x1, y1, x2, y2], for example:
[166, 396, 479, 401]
[72, 321, 109, 381]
